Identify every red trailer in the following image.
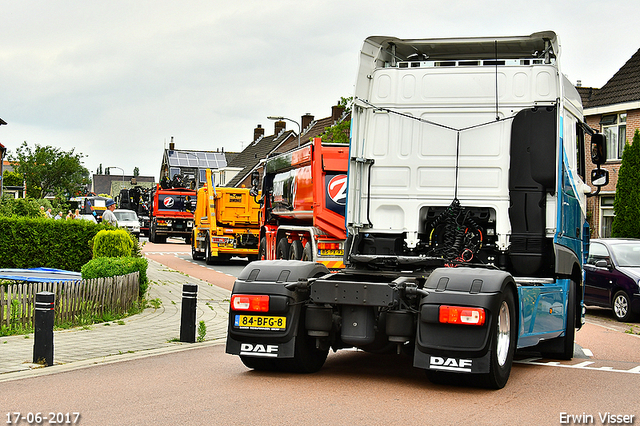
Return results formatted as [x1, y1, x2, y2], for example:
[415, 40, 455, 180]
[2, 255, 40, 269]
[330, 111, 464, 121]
[258, 137, 348, 269]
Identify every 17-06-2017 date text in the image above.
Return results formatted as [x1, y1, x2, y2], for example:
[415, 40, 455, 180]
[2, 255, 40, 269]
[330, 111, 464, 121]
[6, 412, 80, 424]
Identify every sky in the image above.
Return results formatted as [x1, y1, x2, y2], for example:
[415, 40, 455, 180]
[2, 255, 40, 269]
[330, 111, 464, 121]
[1, 0, 639, 181]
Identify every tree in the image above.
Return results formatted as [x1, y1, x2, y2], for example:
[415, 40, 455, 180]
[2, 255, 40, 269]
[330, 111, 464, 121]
[9, 142, 91, 199]
[611, 129, 640, 238]
[320, 97, 352, 144]
[2, 170, 23, 187]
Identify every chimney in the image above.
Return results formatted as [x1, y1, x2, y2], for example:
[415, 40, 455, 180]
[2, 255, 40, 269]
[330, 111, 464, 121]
[331, 104, 345, 122]
[254, 124, 264, 141]
[301, 113, 314, 132]
[169, 136, 175, 151]
[274, 120, 286, 135]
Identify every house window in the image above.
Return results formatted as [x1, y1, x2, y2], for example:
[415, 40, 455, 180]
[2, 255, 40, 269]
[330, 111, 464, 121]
[601, 113, 627, 160]
[600, 195, 615, 238]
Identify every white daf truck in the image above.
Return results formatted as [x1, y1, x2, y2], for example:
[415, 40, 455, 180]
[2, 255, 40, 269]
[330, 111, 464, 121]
[226, 31, 608, 388]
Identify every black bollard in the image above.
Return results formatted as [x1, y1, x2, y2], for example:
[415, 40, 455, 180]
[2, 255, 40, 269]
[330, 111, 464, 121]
[33, 291, 55, 366]
[180, 284, 198, 343]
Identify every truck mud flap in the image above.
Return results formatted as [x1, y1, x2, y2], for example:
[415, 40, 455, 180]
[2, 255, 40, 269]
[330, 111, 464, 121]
[414, 350, 492, 374]
[413, 267, 516, 374]
[226, 335, 296, 359]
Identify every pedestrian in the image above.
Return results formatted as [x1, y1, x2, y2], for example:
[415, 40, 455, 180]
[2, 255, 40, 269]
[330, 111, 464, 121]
[54, 212, 62, 220]
[39, 206, 46, 218]
[66, 210, 73, 220]
[73, 209, 80, 219]
[46, 208, 53, 218]
[102, 199, 118, 226]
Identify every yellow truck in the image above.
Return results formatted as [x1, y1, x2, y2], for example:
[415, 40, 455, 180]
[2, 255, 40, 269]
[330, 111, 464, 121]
[191, 169, 261, 263]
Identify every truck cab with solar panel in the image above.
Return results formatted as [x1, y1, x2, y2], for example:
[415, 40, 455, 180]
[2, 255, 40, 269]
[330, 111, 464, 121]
[226, 31, 609, 388]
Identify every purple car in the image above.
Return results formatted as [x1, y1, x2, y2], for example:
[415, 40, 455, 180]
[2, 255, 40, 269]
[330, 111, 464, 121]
[584, 239, 640, 322]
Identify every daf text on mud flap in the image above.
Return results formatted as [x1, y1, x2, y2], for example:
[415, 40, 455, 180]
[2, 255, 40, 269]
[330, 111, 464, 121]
[429, 356, 473, 372]
[240, 343, 279, 357]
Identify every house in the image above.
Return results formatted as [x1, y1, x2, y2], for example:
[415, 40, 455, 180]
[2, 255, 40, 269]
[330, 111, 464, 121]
[159, 137, 234, 189]
[91, 174, 155, 198]
[580, 47, 640, 237]
[226, 104, 350, 189]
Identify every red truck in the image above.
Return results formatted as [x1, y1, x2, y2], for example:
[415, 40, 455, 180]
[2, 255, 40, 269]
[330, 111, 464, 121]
[257, 137, 348, 269]
[148, 182, 196, 244]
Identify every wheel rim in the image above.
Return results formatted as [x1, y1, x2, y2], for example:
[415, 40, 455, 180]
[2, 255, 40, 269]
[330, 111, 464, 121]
[496, 300, 511, 367]
[614, 294, 628, 319]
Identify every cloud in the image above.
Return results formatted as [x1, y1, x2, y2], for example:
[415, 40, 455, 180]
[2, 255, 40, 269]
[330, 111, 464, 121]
[1, 0, 638, 180]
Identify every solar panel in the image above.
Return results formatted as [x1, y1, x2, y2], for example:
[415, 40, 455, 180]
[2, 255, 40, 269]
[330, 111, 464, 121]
[167, 150, 227, 169]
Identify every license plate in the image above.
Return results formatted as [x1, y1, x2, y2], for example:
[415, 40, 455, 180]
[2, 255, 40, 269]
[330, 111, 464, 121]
[234, 315, 286, 330]
[320, 249, 344, 256]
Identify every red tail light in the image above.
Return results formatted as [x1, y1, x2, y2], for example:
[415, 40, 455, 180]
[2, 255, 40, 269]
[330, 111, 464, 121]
[231, 295, 269, 312]
[439, 305, 485, 326]
[318, 242, 341, 250]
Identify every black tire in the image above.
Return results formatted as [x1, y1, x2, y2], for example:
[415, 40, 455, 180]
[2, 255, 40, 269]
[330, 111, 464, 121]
[302, 242, 313, 262]
[612, 290, 636, 322]
[258, 238, 267, 260]
[205, 236, 214, 265]
[281, 308, 329, 373]
[276, 238, 290, 259]
[289, 240, 303, 260]
[239, 318, 328, 374]
[239, 356, 283, 371]
[481, 288, 517, 389]
[558, 280, 576, 359]
[191, 238, 204, 260]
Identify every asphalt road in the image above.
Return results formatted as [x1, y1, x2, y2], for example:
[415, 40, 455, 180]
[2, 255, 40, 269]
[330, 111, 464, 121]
[3, 238, 637, 426]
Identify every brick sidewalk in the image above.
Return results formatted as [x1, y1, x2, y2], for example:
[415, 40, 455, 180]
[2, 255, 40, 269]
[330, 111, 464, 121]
[0, 259, 230, 380]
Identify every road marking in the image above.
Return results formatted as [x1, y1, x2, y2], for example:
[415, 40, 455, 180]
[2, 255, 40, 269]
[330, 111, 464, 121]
[582, 348, 593, 357]
[571, 361, 595, 368]
[514, 359, 640, 375]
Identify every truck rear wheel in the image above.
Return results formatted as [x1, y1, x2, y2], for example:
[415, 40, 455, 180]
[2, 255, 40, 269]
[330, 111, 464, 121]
[289, 240, 303, 260]
[481, 288, 517, 389]
[205, 237, 214, 265]
[276, 238, 290, 259]
[540, 280, 576, 360]
[302, 243, 313, 262]
[258, 238, 267, 260]
[191, 238, 204, 260]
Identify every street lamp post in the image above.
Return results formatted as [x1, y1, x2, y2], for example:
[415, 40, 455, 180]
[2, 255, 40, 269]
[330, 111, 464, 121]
[106, 166, 125, 182]
[267, 116, 301, 147]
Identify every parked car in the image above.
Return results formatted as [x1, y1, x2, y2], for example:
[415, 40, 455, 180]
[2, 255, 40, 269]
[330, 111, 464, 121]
[584, 238, 640, 322]
[77, 214, 97, 223]
[113, 209, 141, 237]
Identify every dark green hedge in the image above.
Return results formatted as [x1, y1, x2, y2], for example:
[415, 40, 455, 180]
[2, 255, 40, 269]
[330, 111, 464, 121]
[81, 257, 149, 298]
[0, 217, 106, 271]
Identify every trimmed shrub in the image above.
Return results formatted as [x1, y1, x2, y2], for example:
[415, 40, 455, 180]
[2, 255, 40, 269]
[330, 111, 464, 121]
[81, 257, 149, 298]
[92, 229, 134, 258]
[0, 216, 105, 271]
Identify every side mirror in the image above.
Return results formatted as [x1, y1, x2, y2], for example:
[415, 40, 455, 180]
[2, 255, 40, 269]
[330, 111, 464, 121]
[591, 133, 607, 165]
[595, 259, 608, 268]
[591, 168, 609, 187]
[184, 195, 196, 213]
[251, 171, 260, 189]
